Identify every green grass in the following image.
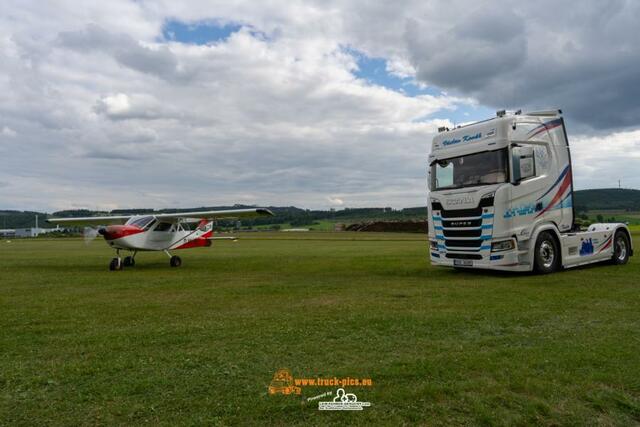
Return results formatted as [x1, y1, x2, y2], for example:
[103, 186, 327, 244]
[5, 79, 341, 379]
[238, 220, 337, 233]
[1, 232, 639, 425]
[581, 210, 640, 226]
[307, 219, 339, 231]
[247, 220, 340, 231]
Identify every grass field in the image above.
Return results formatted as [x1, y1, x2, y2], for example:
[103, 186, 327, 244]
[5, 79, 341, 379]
[582, 210, 640, 226]
[245, 219, 339, 231]
[1, 232, 639, 425]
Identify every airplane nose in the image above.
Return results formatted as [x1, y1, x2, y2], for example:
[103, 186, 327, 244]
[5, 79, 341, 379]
[99, 224, 144, 241]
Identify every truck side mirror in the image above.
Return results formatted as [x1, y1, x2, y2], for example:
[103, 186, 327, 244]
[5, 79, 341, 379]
[512, 146, 535, 183]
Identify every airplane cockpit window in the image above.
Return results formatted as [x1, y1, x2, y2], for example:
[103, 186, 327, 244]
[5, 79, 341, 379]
[154, 222, 173, 232]
[126, 216, 156, 229]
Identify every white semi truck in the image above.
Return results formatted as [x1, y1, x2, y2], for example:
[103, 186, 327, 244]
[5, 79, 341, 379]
[427, 109, 633, 273]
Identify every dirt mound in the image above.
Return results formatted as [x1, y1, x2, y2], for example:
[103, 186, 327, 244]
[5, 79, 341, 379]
[345, 220, 427, 233]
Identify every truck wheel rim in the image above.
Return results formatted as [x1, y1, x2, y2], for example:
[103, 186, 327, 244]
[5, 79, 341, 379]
[540, 241, 555, 269]
[615, 237, 627, 261]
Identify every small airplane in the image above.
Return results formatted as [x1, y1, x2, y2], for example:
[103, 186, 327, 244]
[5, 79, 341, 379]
[47, 208, 274, 270]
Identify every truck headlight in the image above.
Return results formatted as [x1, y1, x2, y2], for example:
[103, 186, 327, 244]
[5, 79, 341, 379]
[491, 239, 515, 252]
[480, 192, 495, 200]
[430, 240, 438, 250]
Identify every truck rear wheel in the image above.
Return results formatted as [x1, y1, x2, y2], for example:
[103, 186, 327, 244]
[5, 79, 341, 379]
[534, 231, 560, 274]
[611, 231, 630, 265]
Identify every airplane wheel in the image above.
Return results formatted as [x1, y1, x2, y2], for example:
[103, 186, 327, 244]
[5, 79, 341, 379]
[123, 256, 135, 267]
[611, 231, 630, 265]
[170, 255, 182, 267]
[109, 257, 123, 271]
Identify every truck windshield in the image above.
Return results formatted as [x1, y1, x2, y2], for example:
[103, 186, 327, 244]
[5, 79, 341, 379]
[430, 148, 508, 190]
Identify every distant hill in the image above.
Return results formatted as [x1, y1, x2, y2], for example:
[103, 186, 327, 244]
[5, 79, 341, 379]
[0, 211, 47, 229]
[1, 188, 639, 230]
[573, 188, 640, 212]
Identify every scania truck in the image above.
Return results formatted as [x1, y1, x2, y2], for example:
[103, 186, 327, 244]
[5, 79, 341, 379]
[427, 109, 633, 273]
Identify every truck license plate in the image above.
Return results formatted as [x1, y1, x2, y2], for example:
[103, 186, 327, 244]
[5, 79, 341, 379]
[454, 259, 473, 267]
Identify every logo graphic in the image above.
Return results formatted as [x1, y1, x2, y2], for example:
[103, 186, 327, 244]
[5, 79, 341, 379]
[267, 368, 373, 399]
[268, 369, 301, 395]
[318, 388, 371, 411]
[446, 195, 474, 206]
[579, 235, 611, 256]
[442, 137, 461, 146]
[503, 203, 537, 218]
[448, 220, 474, 227]
[442, 132, 482, 146]
[579, 238, 594, 256]
[462, 132, 482, 142]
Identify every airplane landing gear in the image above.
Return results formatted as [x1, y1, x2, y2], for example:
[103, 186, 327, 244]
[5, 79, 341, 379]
[108, 249, 181, 270]
[109, 250, 136, 271]
[164, 249, 182, 268]
[170, 255, 182, 267]
[109, 257, 123, 271]
[123, 253, 136, 267]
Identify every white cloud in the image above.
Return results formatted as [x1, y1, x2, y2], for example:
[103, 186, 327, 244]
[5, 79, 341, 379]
[94, 93, 172, 121]
[1, 126, 16, 137]
[95, 93, 131, 117]
[385, 57, 415, 79]
[327, 196, 344, 206]
[570, 130, 640, 190]
[0, 1, 637, 212]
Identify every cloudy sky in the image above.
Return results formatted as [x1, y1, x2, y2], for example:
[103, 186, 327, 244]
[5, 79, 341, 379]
[1, 0, 639, 212]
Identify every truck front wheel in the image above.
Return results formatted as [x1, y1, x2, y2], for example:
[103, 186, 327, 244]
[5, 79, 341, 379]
[534, 231, 560, 274]
[611, 231, 630, 265]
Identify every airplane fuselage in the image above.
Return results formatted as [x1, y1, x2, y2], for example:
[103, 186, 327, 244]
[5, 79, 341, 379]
[100, 218, 213, 251]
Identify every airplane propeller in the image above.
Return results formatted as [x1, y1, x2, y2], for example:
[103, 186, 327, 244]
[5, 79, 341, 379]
[83, 227, 100, 245]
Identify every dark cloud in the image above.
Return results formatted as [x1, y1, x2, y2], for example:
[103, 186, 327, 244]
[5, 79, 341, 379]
[83, 149, 143, 161]
[404, 0, 640, 130]
[58, 24, 194, 82]
[406, 8, 527, 94]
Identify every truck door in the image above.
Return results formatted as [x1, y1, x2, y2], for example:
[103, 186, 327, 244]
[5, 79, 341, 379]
[508, 121, 556, 232]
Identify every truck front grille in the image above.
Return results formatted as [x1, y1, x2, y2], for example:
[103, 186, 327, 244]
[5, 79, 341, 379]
[442, 218, 482, 228]
[432, 196, 495, 255]
[440, 206, 483, 218]
[442, 228, 482, 238]
[445, 239, 485, 248]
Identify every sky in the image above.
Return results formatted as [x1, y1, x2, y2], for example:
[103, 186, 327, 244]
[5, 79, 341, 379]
[1, 0, 639, 212]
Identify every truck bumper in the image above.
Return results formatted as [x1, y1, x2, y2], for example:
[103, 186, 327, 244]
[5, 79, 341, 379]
[429, 250, 530, 272]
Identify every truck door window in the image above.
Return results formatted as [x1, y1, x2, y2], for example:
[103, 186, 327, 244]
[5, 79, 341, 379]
[434, 161, 454, 189]
[513, 143, 550, 178]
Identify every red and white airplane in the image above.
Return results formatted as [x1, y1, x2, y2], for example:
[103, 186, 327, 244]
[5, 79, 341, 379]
[47, 208, 273, 270]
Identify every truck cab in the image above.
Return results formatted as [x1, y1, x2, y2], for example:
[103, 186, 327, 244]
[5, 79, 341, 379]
[427, 109, 633, 273]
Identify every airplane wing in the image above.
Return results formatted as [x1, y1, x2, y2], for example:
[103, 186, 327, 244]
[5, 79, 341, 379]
[46, 215, 131, 226]
[46, 208, 274, 226]
[154, 208, 274, 222]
